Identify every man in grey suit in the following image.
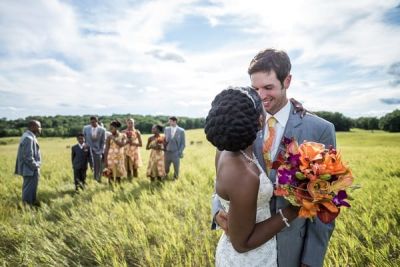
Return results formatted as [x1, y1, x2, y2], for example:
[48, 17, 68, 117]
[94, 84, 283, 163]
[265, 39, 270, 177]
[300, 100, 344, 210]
[212, 49, 336, 267]
[15, 120, 42, 206]
[164, 116, 185, 179]
[83, 116, 106, 182]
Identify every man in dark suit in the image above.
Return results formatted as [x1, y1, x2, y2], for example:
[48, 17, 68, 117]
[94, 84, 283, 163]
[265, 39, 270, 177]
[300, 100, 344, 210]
[71, 133, 90, 191]
[15, 120, 42, 206]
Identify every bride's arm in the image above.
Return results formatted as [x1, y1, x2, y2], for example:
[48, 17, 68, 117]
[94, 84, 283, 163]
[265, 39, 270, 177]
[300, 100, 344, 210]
[224, 165, 299, 253]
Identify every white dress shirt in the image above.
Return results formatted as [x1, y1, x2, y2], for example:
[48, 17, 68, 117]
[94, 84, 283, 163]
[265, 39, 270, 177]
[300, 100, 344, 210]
[91, 126, 98, 139]
[171, 126, 177, 138]
[264, 100, 291, 159]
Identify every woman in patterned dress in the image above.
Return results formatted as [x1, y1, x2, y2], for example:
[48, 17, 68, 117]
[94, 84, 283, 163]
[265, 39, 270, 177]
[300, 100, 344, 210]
[146, 124, 166, 182]
[104, 120, 127, 184]
[123, 118, 143, 180]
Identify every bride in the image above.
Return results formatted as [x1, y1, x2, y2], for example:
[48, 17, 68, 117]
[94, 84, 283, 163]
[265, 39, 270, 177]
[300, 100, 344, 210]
[204, 87, 299, 267]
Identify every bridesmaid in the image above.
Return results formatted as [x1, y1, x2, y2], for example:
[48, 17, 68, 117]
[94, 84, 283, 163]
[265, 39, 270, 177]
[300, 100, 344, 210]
[146, 124, 166, 182]
[123, 118, 143, 180]
[104, 120, 127, 184]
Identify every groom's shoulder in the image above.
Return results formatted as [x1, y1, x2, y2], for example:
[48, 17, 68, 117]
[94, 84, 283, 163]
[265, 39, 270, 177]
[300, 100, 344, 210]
[302, 112, 334, 129]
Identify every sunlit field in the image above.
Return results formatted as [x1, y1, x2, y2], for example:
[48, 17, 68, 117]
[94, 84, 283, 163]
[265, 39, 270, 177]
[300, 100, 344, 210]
[0, 129, 399, 266]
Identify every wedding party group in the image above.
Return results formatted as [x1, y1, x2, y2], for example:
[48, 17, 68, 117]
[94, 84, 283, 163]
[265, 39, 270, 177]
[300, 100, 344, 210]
[204, 48, 352, 267]
[14, 116, 186, 205]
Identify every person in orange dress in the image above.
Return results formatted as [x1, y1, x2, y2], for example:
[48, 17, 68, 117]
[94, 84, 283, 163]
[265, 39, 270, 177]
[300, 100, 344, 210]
[122, 118, 142, 180]
[104, 120, 127, 184]
[146, 124, 166, 182]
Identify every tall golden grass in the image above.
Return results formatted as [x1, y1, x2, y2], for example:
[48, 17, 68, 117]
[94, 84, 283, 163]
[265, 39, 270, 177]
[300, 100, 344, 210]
[0, 129, 399, 266]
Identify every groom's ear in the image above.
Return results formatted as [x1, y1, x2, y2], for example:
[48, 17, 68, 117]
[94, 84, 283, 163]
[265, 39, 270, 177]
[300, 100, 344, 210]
[283, 74, 292, 90]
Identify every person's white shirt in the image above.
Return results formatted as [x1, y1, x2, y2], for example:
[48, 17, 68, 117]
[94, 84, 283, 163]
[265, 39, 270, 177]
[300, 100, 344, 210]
[171, 126, 177, 138]
[91, 126, 98, 139]
[264, 100, 291, 160]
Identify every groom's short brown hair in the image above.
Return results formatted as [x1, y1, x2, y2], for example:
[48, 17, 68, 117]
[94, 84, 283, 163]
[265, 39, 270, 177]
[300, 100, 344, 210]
[248, 48, 291, 85]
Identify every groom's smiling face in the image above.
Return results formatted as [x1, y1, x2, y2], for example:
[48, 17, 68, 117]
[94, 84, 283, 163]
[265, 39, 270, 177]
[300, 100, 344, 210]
[250, 70, 290, 115]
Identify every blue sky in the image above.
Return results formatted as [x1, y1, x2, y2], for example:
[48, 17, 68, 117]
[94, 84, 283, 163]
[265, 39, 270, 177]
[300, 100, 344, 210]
[0, 0, 399, 119]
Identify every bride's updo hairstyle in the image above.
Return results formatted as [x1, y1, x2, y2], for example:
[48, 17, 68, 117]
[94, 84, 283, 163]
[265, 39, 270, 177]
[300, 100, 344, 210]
[204, 86, 263, 152]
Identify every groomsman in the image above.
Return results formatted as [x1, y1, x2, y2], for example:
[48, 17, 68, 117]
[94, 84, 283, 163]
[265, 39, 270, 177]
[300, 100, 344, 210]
[71, 133, 90, 191]
[83, 116, 105, 182]
[15, 120, 42, 206]
[164, 116, 185, 179]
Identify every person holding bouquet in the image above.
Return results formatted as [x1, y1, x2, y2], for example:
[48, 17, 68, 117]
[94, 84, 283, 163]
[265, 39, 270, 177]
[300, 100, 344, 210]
[146, 124, 166, 182]
[212, 48, 337, 267]
[104, 120, 127, 184]
[123, 118, 142, 180]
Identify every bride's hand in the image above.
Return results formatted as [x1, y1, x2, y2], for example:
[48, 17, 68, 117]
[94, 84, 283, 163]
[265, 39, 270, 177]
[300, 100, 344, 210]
[216, 209, 229, 233]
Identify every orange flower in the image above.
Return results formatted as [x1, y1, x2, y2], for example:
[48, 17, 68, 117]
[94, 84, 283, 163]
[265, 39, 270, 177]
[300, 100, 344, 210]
[330, 172, 354, 193]
[299, 142, 325, 170]
[320, 151, 348, 175]
[274, 187, 289, 197]
[299, 199, 319, 218]
[307, 179, 332, 201]
[287, 138, 299, 154]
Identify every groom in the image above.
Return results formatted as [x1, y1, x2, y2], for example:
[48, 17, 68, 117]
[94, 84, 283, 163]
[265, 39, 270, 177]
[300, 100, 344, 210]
[212, 48, 336, 267]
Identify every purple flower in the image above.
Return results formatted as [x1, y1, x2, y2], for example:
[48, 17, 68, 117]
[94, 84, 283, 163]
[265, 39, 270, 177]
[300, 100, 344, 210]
[333, 190, 351, 207]
[278, 168, 296, 185]
[288, 153, 301, 167]
[283, 137, 292, 145]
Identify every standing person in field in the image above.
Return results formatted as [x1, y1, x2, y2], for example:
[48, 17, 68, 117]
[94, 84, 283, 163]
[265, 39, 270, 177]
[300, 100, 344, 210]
[15, 120, 42, 206]
[146, 124, 166, 182]
[123, 118, 143, 180]
[104, 120, 127, 184]
[83, 116, 106, 183]
[164, 116, 185, 180]
[71, 133, 90, 191]
[212, 49, 336, 267]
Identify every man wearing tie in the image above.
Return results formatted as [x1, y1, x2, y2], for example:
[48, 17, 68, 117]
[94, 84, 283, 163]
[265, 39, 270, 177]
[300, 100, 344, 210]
[83, 116, 106, 182]
[15, 120, 42, 206]
[164, 116, 186, 179]
[212, 49, 337, 267]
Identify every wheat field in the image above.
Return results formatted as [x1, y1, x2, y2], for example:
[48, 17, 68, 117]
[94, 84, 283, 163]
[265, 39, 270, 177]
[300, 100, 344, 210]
[0, 129, 399, 266]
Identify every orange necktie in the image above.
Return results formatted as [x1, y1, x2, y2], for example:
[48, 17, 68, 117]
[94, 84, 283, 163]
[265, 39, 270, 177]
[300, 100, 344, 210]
[263, 117, 277, 173]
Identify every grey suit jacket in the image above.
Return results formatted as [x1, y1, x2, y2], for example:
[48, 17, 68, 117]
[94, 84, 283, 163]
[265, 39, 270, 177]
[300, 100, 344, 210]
[82, 125, 106, 155]
[165, 126, 185, 156]
[211, 103, 336, 267]
[15, 131, 41, 177]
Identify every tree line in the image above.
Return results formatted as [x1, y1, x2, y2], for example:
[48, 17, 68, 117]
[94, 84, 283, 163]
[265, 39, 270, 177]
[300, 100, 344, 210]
[0, 109, 399, 137]
[0, 114, 205, 137]
[314, 109, 400, 132]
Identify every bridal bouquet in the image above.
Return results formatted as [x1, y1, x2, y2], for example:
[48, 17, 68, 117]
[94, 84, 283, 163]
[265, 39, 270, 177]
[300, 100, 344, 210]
[273, 138, 354, 223]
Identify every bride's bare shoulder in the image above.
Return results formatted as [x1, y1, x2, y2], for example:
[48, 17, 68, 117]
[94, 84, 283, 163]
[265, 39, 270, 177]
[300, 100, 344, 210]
[216, 151, 259, 194]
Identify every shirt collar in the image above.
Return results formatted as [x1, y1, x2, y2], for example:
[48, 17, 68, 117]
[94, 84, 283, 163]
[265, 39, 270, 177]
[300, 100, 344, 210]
[27, 130, 37, 140]
[265, 100, 291, 127]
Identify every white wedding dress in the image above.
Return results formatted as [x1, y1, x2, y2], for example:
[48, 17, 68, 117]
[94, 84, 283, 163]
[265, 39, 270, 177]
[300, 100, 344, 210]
[215, 157, 277, 267]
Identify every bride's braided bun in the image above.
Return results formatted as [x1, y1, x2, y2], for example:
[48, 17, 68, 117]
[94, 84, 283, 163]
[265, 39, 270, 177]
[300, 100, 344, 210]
[204, 86, 263, 152]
